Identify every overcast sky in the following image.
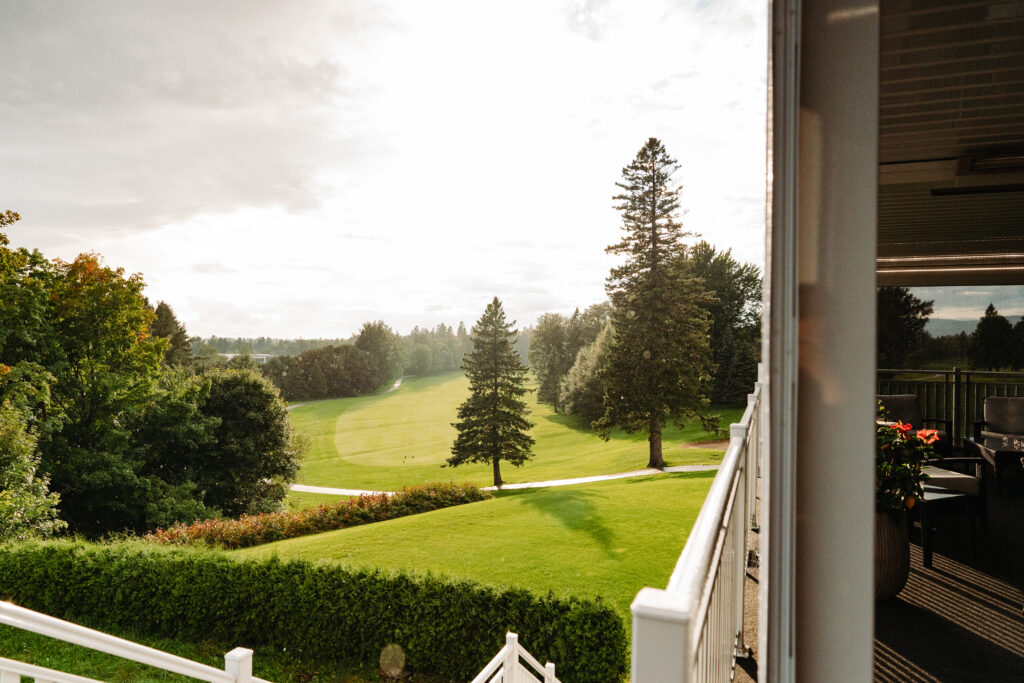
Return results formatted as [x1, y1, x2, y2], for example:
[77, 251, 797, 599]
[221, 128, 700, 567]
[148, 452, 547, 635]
[2, 0, 768, 338]
[914, 286, 1024, 322]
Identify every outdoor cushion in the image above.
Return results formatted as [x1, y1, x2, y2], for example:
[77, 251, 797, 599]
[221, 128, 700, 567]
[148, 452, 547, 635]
[922, 465, 980, 496]
[983, 397, 1024, 435]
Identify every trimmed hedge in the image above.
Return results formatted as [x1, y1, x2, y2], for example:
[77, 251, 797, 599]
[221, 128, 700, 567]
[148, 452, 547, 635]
[145, 482, 492, 549]
[0, 541, 627, 682]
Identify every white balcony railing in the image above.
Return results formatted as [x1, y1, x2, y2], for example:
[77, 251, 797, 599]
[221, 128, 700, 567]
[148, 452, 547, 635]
[0, 601, 271, 683]
[630, 380, 763, 682]
[471, 632, 560, 683]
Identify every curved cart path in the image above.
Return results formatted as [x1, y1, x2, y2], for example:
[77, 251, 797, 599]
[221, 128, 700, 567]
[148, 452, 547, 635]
[286, 377, 405, 412]
[290, 463, 720, 497]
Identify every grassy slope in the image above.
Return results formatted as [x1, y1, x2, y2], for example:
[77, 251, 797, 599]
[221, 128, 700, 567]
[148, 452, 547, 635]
[0, 624, 433, 683]
[292, 373, 739, 490]
[242, 472, 715, 623]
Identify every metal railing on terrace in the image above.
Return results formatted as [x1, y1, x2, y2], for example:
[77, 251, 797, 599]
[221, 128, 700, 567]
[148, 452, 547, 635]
[630, 379, 763, 682]
[877, 368, 1024, 443]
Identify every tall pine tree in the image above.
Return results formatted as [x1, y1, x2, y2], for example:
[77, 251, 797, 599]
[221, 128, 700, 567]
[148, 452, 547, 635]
[448, 297, 534, 486]
[597, 138, 715, 469]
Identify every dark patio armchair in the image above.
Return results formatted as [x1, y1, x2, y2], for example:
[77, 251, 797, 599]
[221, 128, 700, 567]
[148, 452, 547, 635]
[973, 396, 1024, 442]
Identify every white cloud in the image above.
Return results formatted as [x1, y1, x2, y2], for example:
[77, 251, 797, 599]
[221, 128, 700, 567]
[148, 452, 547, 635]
[2, 0, 767, 338]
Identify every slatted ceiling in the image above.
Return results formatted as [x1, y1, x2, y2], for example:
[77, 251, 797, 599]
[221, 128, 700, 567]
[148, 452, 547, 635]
[882, 105, 1023, 125]
[879, 197, 1024, 250]
[876, 1, 1024, 285]
[878, 0, 1024, 165]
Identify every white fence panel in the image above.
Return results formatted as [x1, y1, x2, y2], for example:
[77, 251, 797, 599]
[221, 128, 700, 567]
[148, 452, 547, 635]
[471, 632, 560, 683]
[631, 382, 762, 682]
[0, 602, 271, 683]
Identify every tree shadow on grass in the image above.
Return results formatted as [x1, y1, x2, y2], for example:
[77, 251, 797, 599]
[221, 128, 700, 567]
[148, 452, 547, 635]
[620, 470, 718, 487]
[512, 488, 617, 556]
[539, 411, 648, 442]
[539, 409, 739, 444]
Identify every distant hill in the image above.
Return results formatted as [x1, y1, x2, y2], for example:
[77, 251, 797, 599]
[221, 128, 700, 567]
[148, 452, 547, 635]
[926, 319, 976, 337]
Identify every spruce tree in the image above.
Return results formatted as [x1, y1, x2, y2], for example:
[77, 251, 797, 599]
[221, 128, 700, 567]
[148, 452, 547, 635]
[449, 297, 534, 486]
[597, 138, 715, 469]
[150, 301, 192, 366]
[970, 303, 1014, 370]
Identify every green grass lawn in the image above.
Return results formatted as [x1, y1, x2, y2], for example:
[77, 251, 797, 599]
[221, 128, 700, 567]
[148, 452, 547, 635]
[291, 373, 739, 490]
[242, 472, 714, 624]
[0, 623, 441, 683]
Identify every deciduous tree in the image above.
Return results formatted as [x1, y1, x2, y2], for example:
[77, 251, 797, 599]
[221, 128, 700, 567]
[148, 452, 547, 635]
[689, 241, 762, 405]
[197, 367, 304, 516]
[448, 297, 534, 486]
[596, 138, 715, 469]
[0, 363, 65, 541]
[560, 322, 614, 424]
[355, 321, 403, 390]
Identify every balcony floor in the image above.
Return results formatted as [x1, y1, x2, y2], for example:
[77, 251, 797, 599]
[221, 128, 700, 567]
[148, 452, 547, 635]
[874, 477, 1024, 682]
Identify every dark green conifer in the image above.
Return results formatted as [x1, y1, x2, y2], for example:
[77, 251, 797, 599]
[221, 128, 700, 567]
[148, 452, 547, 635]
[596, 138, 715, 469]
[448, 297, 534, 486]
[150, 301, 192, 366]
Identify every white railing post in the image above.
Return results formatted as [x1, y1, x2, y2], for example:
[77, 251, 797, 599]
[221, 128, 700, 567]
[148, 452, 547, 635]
[732, 421, 750, 658]
[544, 661, 556, 682]
[224, 648, 253, 683]
[631, 588, 690, 681]
[0, 671, 17, 683]
[504, 632, 519, 683]
[630, 382, 762, 681]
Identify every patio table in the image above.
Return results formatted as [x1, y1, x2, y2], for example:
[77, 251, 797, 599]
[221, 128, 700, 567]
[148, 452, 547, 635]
[966, 435, 1024, 497]
[917, 485, 976, 569]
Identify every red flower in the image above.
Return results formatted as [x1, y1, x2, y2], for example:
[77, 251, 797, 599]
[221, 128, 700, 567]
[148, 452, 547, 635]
[916, 428, 939, 445]
[893, 421, 913, 435]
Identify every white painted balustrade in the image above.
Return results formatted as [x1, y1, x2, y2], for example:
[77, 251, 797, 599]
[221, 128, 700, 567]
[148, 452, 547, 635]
[471, 632, 560, 683]
[0, 601, 271, 683]
[630, 380, 763, 682]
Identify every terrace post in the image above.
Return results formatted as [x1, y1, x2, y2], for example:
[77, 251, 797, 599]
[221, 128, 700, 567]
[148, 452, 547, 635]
[732, 421, 751, 657]
[954, 367, 962, 444]
[224, 647, 253, 683]
[631, 588, 690, 681]
[544, 661, 556, 682]
[788, 0, 878, 679]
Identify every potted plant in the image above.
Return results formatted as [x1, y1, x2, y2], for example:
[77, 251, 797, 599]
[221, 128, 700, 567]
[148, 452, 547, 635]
[875, 409, 938, 599]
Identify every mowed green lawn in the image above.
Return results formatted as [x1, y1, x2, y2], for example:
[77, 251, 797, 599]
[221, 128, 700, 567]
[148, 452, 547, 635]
[291, 373, 739, 490]
[240, 472, 715, 623]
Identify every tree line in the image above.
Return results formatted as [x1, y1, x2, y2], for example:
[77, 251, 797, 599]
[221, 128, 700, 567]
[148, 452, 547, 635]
[239, 320, 532, 403]
[0, 211, 305, 540]
[260, 322, 404, 401]
[878, 287, 1024, 371]
[193, 336, 353, 357]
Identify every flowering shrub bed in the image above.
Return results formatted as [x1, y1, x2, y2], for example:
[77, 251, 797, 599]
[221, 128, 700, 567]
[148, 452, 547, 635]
[145, 482, 491, 549]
